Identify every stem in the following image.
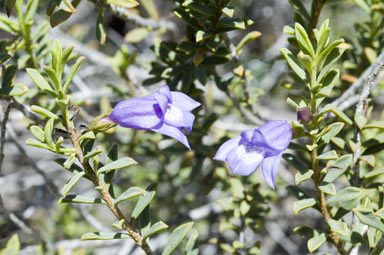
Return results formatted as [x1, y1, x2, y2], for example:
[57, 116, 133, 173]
[309, 0, 325, 41]
[0, 99, 12, 175]
[64, 108, 152, 255]
[310, 147, 344, 254]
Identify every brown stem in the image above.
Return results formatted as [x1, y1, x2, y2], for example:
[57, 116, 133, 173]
[0, 99, 13, 175]
[310, 148, 345, 255]
[309, 0, 325, 41]
[65, 111, 152, 255]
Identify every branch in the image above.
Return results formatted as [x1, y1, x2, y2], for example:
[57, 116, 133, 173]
[0, 99, 12, 174]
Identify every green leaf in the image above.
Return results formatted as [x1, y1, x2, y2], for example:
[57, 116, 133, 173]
[217, 18, 245, 29]
[319, 104, 352, 125]
[162, 222, 194, 255]
[61, 171, 85, 197]
[293, 198, 316, 215]
[0, 83, 29, 96]
[54, 0, 76, 13]
[317, 150, 338, 160]
[63, 153, 76, 170]
[295, 23, 314, 57]
[317, 48, 345, 82]
[2, 65, 16, 87]
[1, 234, 19, 255]
[50, 0, 81, 27]
[5, 0, 16, 16]
[96, 8, 106, 45]
[112, 219, 125, 229]
[78, 131, 95, 143]
[288, 0, 310, 19]
[327, 187, 362, 205]
[364, 120, 384, 129]
[26, 138, 52, 150]
[319, 183, 336, 196]
[43, 66, 61, 92]
[328, 219, 349, 237]
[182, 0, 216, 16]
[323, 154, 352, 182]
[316, 19, 330, 54]
[185, 229, 199, 255]
[26, 68, 56, 97]
[30, 126, 45, 142]
[173, 8, 202, 31]
[236, 31, 261, 53]
[353, 209, 384, 233]
[295, 170, 314, 185]
[307, 233, 326, 253]
[222, 6, 234, 17]
[115, 187, 146, 205]
[124, 27, 148, 43]
[131, 189, 156, 220]
[105, 0, 138, 8]
[282, 153, 309, 172]
[97, 157, 137, 174]
[319, 122, 345, 143]
[44, 118, 55, 147]
[375, 208, 384, 220]
[354, 114, 368, 130]
[362, 168, 384, 179]
[143, 221, 169, 240]
[230, 178, 244, 199]
[59, 195, 105, 204]
[0, 53, 11, 64]
[80, 232, 131, 240]
[318, 39, 345, 64]
[63, 56, 85, 92]
[317, 69, 340, 97]
[31, 105, 59, 119]
[195, 30, 210, 42]
[280, 48, 307, 81]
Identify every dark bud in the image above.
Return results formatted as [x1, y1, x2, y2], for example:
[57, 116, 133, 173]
[297, 107, 313, 123]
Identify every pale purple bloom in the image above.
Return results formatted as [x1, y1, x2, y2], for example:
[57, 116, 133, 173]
[108, 86, 200, 149]
[214, 120, 292, 189]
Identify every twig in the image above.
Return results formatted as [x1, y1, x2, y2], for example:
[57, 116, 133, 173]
[332, 49, 384, 108]
[87, 0, 177, 33]
[369, 237, 384, 255]
[0, 99, 12, 174]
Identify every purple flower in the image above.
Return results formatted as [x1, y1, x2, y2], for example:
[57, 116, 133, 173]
[108, 86, 200, 149]
[213, 120, 292, 189]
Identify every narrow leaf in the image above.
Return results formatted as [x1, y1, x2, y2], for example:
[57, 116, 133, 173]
[162, 222, 194, 255]
[81, 232, 131, 240]
[115, 187, 146, 205]
[61, 171, 85, 196]
[97, 157, 137, 174]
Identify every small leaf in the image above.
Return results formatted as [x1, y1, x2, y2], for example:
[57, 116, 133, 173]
[58, 195, 105, 204]
[124, 27, 148, 43]
[319, 104, 352, 125]
[288, 0, 310, 19]
[320, 122, 345, 143]
[96, 8, 107, 45]
[115, 187, 146, 205]
[106, 0, 138, 8]
[355, 114, 367, 130]
[280, 48, 307, 81]
[61, 171, 85, 196]
[295, 23, 314, 57]
[323, 154, 352, 182]
[81, 232, 131, 240]
[131, 189, 156, 220]
[78, 131, 95, 143]
[317, 69, 339, 97]
[353, 209, 384, 233]
[222, 6, 234, 17]
[63, 56, 85, 92]
[185, 229, 199, 255]
[217, 18, 245, 29]
[362, 168, 384, 179]
[97, 157, 137, 174]
[236, 31, 261, 53]
[295, 170, 314, 185]
[26, 68, 56, 97]
[112, 219, 125, 229]
[307, 233, 326, 253]
[30, 126, 45, 142]
[328, 219, 349, 237]
[327, 187, 362, 204]
[319, 183, 336, 196]
[0, 83, 28, 96]
[283, 153, 309, 172]
[143, 221, 169, 240]
[162, 222, 194, 255]
[31, 105, 59, 119]
[1, 234, 20, 255]
[182, 0, 216, 16]
[44, 118, 55, 147]
[26, 138, 52, 150]
[317, 150, 338, 160]
[196, 30, 210, 42]
[293, 198, 316, 215]
[364, 120, 384, 129]
[54, 0, 76, 13]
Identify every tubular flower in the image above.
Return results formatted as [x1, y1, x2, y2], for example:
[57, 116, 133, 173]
[108, 86, 201, 149]
[213, 120, 292, 189]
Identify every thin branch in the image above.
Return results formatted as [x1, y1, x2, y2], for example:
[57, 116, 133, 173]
[332, 49, 384, 108]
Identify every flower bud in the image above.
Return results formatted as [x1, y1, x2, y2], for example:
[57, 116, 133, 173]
[297, 107, 313, 123]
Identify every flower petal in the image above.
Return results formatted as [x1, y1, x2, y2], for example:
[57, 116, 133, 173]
[170, 91, 201, 111]
[213, 136, 241, 161]
[151, 123, 190, 149]
[262, 153, 282, 189]
[226, 144, 264, 176]
[109, 96, 162, 129]
[250, 120, 292, 155]
[164, 107, 195, 133]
